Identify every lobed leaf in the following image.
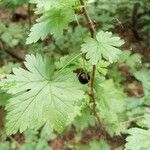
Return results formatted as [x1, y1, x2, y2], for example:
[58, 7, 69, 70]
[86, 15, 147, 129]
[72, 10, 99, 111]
[0, 54, 84, 135]
[26, 9, 74, 44]
[81, 31, 124, 64]
[90, 139, 110, 150]
[125, 128, 150, 150]
[134, 70, 150, 98]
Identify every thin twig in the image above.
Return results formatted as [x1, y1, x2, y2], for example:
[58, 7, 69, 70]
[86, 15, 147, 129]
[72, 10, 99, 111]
[5, 49, 25, 61]
[28, 3, 31, 28]
[0, 42, 24, 61]
[90, 65, 96, 95]
[121, 116, 144, 125]
[53, 40, 64, 54]
[8, 136, 20, 148]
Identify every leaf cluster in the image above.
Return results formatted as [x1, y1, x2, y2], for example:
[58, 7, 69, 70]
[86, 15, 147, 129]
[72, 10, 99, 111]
[26, 0, 80, 44]
[0, 23, 25, 48]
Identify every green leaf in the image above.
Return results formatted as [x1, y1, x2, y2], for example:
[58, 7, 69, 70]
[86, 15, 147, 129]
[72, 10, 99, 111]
[0, 62, 20, 79]
[26, 9, 74, 44]
[126, 53, 142, 69]
[97, 60, 110, 75]
[35, 139, 51, 150]
[21, 138, 51, 150]
[81, 31, 124, 64]
[95, 79, 126, 135]
[2, 0, 29, 7]
[76, 145, 90, 150]
[55, 53, 81, 70]
[137, 113, 150, 129]
[30, 0, 78, 13]
[90, 139, 110, 150]
[0, 90, 11, 106]
[29, 0, 59, 13]
[143, 114, 150, 128]
[73, 107, 95, 130]
[118, 50, 142, 71]
[22, 128, 52, 150]
[134, 70, 150, 98]
[0, 142, 11, 150]
[0, 23, 6, 34]
[27, 0, 79, 44]
[0, 54, 84, 135]
[118, 50, 131, 63]
[125, 128, 150, 150]
[0, 24, 24, 48]
[20, 143, 36, 150]
[97, 79, 125, 115]
[40, 123, 56, 141]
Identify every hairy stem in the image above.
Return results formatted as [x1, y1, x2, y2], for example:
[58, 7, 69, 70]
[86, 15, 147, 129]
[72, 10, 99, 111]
[79, 0, 95, 38]
[79, 0, 109, 139]
[79, 0, 96, 96]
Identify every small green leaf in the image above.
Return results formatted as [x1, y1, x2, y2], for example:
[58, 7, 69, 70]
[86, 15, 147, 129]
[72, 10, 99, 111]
[134, 70, 150, 98]
[125, 128, 150, 150]
[26, 9, 74, 44]
[0, 23, 6, 33]
[97, 60, 110, 75]
[90, 139, 110, 150]
[0, 90, 11, 106]
[30, 0, 78, 13]
[73, 107, 95, 130]
[76, 145, 90, 150]
[118, 50, 142, 71]
[143, 114, 150, 128]
[81, 31, 124, 64]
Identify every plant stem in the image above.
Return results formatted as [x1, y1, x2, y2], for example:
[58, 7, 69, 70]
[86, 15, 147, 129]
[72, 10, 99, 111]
[8, 136, 20, 148]
[79, 0, 96, 96]
[90, 65, 96, 95]
[79, 0, 109, 139]
[0, 42, 24, 61]
[79, 0, 95, 38]
[121, 115, 144, 125]
[28, 3, 31, 28]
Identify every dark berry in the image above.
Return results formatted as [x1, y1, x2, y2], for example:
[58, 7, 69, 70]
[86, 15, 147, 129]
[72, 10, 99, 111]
[78, 72, 90, 84]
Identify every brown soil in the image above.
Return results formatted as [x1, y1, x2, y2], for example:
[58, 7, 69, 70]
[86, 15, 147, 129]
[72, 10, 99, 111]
[50, 137, 67, 150]
[114, 24, 150, 57]
[0, 108, 4, 130]
[13, 133, 25, 145]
